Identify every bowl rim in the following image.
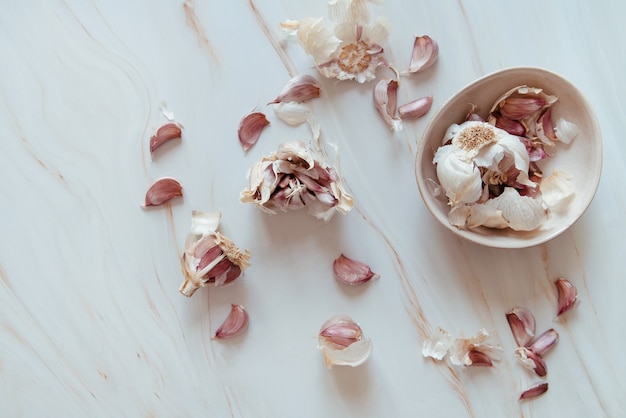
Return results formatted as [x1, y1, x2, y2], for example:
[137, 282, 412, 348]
[415, 66, 603, 249]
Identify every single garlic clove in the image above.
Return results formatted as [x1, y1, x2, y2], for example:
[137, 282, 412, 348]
[269, 74, 321, 104]
[398, 96, 433, 120]
[529, 328, 559, 356]
[317, 315, 372, 369]
[519, 382, 548, 401]
[537, 107, 557, 143]
[467, 349, 494, 367]
[492, 113, 526, 136]
[506, 307, 536, 347]
[514, 347, 547, 377]
[406, 35, 438, 74]
[499, 97, 546, 121]
[373, 78, 402, 131]
[213, 304, 249, 339]
[333, 254, 380, 285]
[150, 122, 182, 153]
[238, 111, 270, 152]
[143, 177, 183, 207]
[465, 103, 484, 122]
[555, 277, 579, 317]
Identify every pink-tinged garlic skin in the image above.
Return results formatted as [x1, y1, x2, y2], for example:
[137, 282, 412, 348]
[143, 177, 183, 207]
[150, 122, 182, 153]
[269, 74, 321, 104]
[555, 277, 579, 317]
[467, 349, 494, 367]
[519, 382, 548, 401]
[529, 328, 559, 356]
[317, 315, 373, 369]
[214, 304, 249, 339]
[179, 211, 251, 297]
[515, 347, 547, 377]
[506, 307, 536, 347]
[240, 141, 353, 221]
[373, 78, 402, 131]
[238, 111, 270, 152]
[332, 254, 379, 285]
[398, 96, 433, 121]
[407, 35, 438, 74]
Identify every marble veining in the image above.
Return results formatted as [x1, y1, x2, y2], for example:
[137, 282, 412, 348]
[1, 0, 626, 417]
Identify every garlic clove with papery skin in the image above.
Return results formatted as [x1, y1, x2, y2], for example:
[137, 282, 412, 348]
[213, 304, 249, 339]
[317, 315, 372, 369]
[373, 78, 402, 132]
[333, 254, 379, 285]
[529, 328, 559, 356]
[150, 122, 182, 153]
[514, 346, 547, 377]
[238, 111, 270, 152]
[519, 382, 548, 401]
[555, 277, 579, 317]
[398, 96, 433, 120]
[269, 74, 321, 104]
[406, 35, 438, 74]
[142, 177, 183, 207]
[506, 307, 536, 347]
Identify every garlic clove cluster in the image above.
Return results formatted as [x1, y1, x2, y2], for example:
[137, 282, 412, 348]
[240, 141, 353, 221]
[179, 211, 251, 297]
[317, 315, 372, 369]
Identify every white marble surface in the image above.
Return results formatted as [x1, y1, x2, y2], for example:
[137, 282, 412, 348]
[1, 1, 625, 417]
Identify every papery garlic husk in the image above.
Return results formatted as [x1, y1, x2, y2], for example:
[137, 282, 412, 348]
[506, 307, 536, 347]
[519, 382, 548, 401]
[240, 141, 353, 221]
[406, 35, 438, 74]
[555, 277, 579, 317]
[554, 118, 579, 144]
[514, 346, 547, 377]
[422, 327, 454, 361]
[213, 304, 249, 339]
[452, 187, 547, 231]
[269, 74, 321, 104]
[150, 122, 182, 153]
[317, 314, 372, 369]
[333, 254, 379, 285]
[398, 96, 433, 120]
[143, 177, 183, 207]
[179, 211, 251, 297]
[273, 102, 311, 126]
[540, 170, 575, 208]
[529, 328, 559, 356]
[448, 328, 502, 367]
[238, 111, 270, 152]
[373, 78, 402, 132]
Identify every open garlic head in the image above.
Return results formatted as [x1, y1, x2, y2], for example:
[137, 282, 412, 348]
[317, 314, 373, 369]
[240, 141, 353, 221]
[180, 211, 251, 297]
[283, 0, 390, 83]
[433, 86, 578, 231]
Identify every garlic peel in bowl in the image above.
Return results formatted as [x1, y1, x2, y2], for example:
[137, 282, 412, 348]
[317, 315, 372, 368]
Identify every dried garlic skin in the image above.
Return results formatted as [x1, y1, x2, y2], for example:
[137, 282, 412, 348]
[288, 0, 391, 83]
[317, 315, 372, 369]
[179, 211, 251, 297]
[240, 141, 353, 221]
[423, 327, 501, 367]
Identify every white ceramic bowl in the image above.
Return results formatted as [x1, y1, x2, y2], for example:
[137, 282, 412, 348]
[415, 67, 602, 248]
